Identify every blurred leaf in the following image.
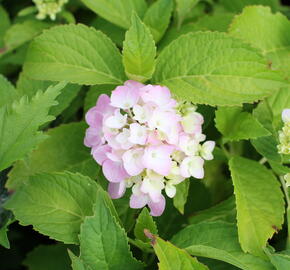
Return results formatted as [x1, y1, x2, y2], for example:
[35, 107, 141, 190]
[123, 13, 156, 82]
[172, 221, 275, 270]
[80, 0, 147, 29]
[188, 196, 236, 225]
[0, 5, 10, 48]
[175, 0, 199, 27]
[0, 82, 66, 171]
[220, 0, 279, 12]
[0, 74, 17, 108]
[229, 157, 285, 257]
[144, 0, 173, 42]
[6, 122, 99, 190]
[23, 244, 72, 270]
[173, 180, 190, 214]
[5, 171, 100, 244]
[23, 24, 126, 85]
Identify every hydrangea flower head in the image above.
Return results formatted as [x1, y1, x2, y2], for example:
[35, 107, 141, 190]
[278, 109, 290, 155]
[84, 80, 215, 216]
[33, 0, 68, 20]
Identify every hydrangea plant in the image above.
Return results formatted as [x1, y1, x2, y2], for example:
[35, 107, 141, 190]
[0, 0, 290, 269]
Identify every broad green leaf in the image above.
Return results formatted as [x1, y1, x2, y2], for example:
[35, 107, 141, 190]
[269, 161, 290, 176]
[159, 13, 234, 51]
[143, 0, 173, 42]
[188, 196, 236, 225]
[0, 6, 10, 48]
[153, 32, 284, 106]
[229, 157, 285, 257]
[80, 0, 147, 29]
[79, 190, 143, 270]
[6, 122, 99, 190]
[23, 244, 72, 270]
[68, 250, 91, 270]
[215, 107, 271, 141]
[91, 17, 125, 47]
[229, 6, 290, 78]
[134, 207, 158, 243]
[265, 249, 290, 270]
[123, 13, 156, 82]
[0, 220, 10, 249]
[171, 221, 275, 270]
[17, 73, 82, 117]
[175, 0, 199, 28]
[220, 0, 279, 12]
[5, 171, 100, 244]
[148, 233, 209, 270]
[0, 74, 17, 108]
[0, 82, 66, 171]
[23, 24, 126, 85]
[173, 179, 190, 214]
[4, 20, 51, 52]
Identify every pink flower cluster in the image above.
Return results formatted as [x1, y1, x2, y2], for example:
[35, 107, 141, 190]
[84, 81, 215, 216]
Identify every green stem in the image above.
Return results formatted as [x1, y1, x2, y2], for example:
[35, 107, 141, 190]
[259, 157, 268, 165]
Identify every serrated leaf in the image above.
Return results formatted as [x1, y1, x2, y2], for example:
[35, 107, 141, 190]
[0, 74, 17, 108]
[188, 196, 236, 225]
[23, 244, 72, 270]
[143, 0, 173, 42]
[123, 13, 156, 82]
[134, 207, 158, 243]
[173, 180, 190, 214]
[148, 234, 209, 270]
[229, 157, 285, 257]
[215, 107, 271, 141]
[229, 6, 290, 78]
[175, 0, 199, 28]
[80, 0, 147, 29]
[153, 32, 284, 106]
[171, 221, 275, 270]
[5, 171, 100, 244]
[79, 190, 143, 270]
[0, 82, 66, 171]
[17, 73, 81, 117]
[23, 24, 126, 85]
[220, 0, 279, 12]
[68, 250, 91, 270]
[6, 122, 99, 190]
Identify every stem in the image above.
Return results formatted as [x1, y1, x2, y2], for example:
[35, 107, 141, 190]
[259, 157, 268, 165]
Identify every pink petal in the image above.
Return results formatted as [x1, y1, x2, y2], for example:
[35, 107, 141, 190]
[141, 85, 171, 107]
[102, 159, 129, 183]
[91, 144, 111, 165]
[85, 108, 103, 128]
[282, 109, 290, 123]
[148, 195, 166, 216]
[84, 127, 103, 147]
[108, 182, 126, 199]
[122, 148, 144, 176]
[130, 194, 148, 209]
[95, 94, 114, 116]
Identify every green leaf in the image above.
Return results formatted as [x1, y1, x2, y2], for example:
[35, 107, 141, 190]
[148, 233, 209, 270]
[80, 0, 147, 29]
[0, 221, 10, 249]
[173, 179, 190, 214]
[143, 0, 173, 42]
[215, 107, 271, 141]
[265, 249, 290, 270]
[229, 157, 285, 257]
[175, 0, 199, 28]
[123, 13, 156, 82]
[79, 190, 143, 270]
[68, 250, 91, 270]
[134, 207, 158, 243]
[0, 5, 10, 48]
[5, 171, 100, 244]
[0, 82, 66, 171]
[23, 244, 72, 270]
[229, 6, 290, 78]
[17, 73, 82, 117]
[220, 0, 279, 12]
[153, 32, 284, 106]
[188, 196, 236, 225]
[6, 122, 99, 190]
[171, 221, 275, 270]
[23, 24, 126, 85]
[0, 74, 17, 108]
